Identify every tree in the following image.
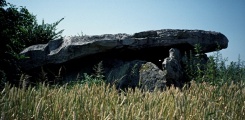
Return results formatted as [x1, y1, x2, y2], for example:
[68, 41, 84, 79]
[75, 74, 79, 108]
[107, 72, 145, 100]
[0, 0, 6, 7]
[0, 0, 64, 87]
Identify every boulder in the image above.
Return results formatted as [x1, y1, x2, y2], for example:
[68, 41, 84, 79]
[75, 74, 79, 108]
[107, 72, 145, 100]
[139, 62, 167, 92]
[19, 29, 228, 70]
[104, 60, 147, 90]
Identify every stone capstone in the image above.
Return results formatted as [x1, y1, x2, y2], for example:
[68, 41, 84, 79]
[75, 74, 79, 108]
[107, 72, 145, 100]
[19, 29, 228, 70]
[18, 29, 229, 91]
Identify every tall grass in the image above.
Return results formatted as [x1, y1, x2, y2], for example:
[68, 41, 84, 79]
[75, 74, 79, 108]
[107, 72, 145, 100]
[1, 49, 245, 119]
[1, 81, 245, 119]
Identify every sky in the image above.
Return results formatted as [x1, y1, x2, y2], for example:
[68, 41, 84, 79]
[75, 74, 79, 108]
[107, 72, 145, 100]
[9, 0, 245, 63]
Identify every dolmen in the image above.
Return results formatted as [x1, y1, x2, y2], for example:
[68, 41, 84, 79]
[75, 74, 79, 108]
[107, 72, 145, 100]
[19, 29, 229, 91]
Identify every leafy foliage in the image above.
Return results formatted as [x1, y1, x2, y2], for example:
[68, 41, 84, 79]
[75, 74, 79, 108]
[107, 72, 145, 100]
[0, 0, 64, 87]
[183, 44, 245, 86]
[79, 73, 104, 86]
[0, 0, 6, 7]
[92, 61, 105, 80]
[68, 62, 105, 87]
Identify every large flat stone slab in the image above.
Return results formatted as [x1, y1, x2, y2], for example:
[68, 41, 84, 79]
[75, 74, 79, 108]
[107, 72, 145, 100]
[19, 29, 228, 70]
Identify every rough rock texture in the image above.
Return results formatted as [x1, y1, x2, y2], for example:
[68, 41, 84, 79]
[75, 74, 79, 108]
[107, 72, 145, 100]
[19, 29, 228, 70]
[18, 29, 229, 91]
[104, 60, 147, 90]
[139, 62, 167, 92]
[162, 48, 184, 87]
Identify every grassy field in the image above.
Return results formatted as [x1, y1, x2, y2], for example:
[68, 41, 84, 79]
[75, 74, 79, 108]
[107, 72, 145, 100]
[1, 52, 245, 119]
[1, 81, 245, 120]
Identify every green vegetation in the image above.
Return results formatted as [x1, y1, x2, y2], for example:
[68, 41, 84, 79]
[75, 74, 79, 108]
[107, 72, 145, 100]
[0, 0, 245, 119]
[1, 80, 244, 119]
[0, 50, 245, 119]
[0, 0, 64, 87]
[184, 44, 245, 86]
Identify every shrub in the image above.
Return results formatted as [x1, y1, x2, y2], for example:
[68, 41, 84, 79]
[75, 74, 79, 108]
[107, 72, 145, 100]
[68, 61, 105, 87]
[183, 44, 245, 86]
[0, 0, 64, 87]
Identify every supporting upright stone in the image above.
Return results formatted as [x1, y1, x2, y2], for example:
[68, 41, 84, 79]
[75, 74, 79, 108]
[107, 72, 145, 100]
[162, 48, 184, 87]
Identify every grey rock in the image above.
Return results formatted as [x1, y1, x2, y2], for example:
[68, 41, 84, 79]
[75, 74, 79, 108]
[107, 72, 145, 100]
[139, 62, 166, 92]
[105, 60, 147, 90]
[162, 48, 184, 87]
[19, 29, 229, 70]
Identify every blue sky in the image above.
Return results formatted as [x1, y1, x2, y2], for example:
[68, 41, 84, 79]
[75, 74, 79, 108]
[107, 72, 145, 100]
[9, 0, 245, 63]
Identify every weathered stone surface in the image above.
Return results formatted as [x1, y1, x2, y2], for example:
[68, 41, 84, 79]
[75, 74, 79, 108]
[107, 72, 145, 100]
[105, 60, 147, 90]
[19, 29, 228, 70]
[162, 48, 184, 87]
[139, 62, 166, 91]
[18, 29, 229, 91]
